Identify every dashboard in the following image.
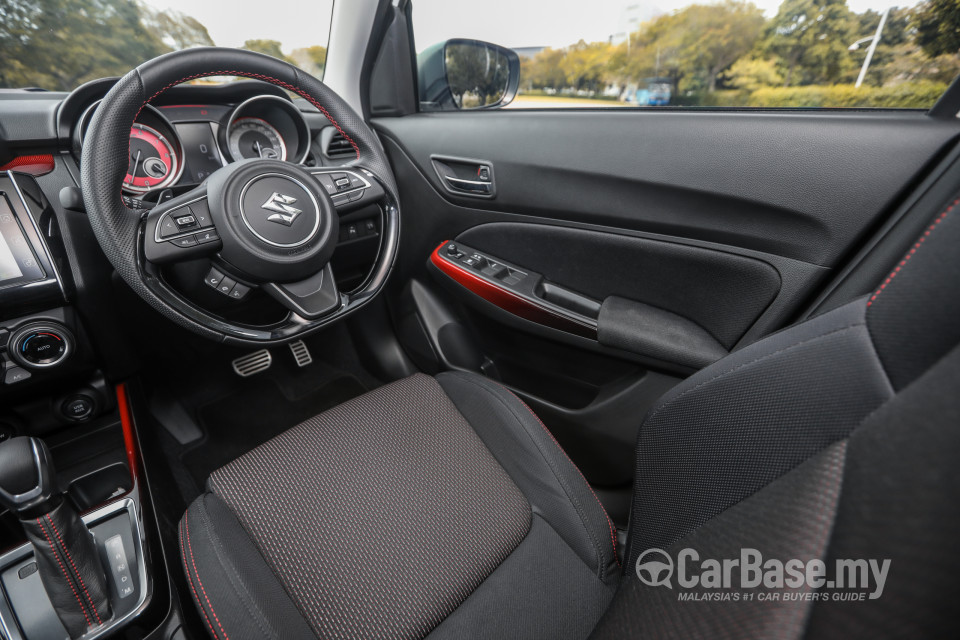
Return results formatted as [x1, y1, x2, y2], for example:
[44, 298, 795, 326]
[73, 93, 315, 196]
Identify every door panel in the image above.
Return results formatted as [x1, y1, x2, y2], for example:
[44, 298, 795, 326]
[372, 109, 960, 488]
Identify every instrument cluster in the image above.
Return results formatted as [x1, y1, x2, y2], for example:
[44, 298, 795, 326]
[75, 95, 312, 196]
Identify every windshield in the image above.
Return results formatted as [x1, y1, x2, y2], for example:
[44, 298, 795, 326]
[0, 0, 334, 90]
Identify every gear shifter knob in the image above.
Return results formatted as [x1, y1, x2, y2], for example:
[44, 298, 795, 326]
[0, 436, 112, 637]
[0, 436, 60, 518]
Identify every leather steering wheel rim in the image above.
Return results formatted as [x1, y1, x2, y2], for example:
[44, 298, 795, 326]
[80, 47, 400, 344]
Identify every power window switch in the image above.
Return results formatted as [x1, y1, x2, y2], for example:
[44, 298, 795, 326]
[481, 262, 506, 278]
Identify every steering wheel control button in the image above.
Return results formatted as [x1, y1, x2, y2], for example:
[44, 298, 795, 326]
[158, 215, 180, 239]
[175, 214, 198, 231]
[228, 283, 251, 300]
[315, 174, 337, 194]
[239, 173, 320, 248]
[61, 395, 95, 421]
[205, 268, 225, 289]
[195, 229, 220, 244]
[4, 367, 31, 385]
[189, 199, 213, 227]
[11, 324, 72, 369]
[171, 235, 198, 248]
[217, 277, 237, 296]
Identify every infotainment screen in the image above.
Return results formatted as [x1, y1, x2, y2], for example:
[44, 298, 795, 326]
[0, 231, 23, 282]
[0, 194, 45, 288]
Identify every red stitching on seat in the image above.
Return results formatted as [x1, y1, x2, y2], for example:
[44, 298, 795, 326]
[47, 514, 103, 625]
[184, 513, 230, 640]
[179, 520, 220, 640]
[37, 517, 92, 629]
[867, 199, 957, 307]
[134, 70, 360, 160]
[497, 384, 622, 569]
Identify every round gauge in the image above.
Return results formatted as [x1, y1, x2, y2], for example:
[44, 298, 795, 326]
[124, 123, 180, 193]
[227, 117, 288, 162]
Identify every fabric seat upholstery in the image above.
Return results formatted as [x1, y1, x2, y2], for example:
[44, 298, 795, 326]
[181, 193, 960, 639]
[180, 373, 619, 640]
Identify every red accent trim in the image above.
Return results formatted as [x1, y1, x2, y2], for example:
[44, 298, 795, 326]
[115, 384, 140, 486]
[868, 199, 956, 307]
[38, 517, 93, 628]
[498, 384, 621, 569]
[184, 514, 230, 640]
[0, 154, 55, 176]
[430, 242, 597, 339]
[179, 520, 221, 640]
[47, 514, 103, 625]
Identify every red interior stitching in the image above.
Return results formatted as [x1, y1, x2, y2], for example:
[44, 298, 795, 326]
[135, 70, 360, 160]
[497, 384, 621, 569]
[179, 520, 220, 640]
[47, 514, 103, 625]
[185, 513, 230, 640]
[868, 199, 956, 307]
[38, 517, 92, 628]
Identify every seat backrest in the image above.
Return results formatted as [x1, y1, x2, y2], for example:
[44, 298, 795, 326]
[591, 194, 960, 639]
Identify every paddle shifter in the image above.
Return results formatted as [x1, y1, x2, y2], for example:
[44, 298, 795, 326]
[0, 436, 111, 638]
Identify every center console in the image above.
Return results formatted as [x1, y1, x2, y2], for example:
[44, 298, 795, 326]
[0, 170, 156, 639]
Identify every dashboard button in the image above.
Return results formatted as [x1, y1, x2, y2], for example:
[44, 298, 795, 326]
[171, 235, 198, 248]
[61, 395, 95, 421]
[4, 367, 31, 385]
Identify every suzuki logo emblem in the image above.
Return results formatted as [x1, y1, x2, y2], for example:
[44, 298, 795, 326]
[261, 192, 303, 226]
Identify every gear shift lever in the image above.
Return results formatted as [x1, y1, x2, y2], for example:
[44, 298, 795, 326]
[0, 437, 111, 638]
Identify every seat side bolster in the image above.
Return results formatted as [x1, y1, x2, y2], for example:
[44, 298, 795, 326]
[180, 493, 316, 640]
[438, 371, 620, 585]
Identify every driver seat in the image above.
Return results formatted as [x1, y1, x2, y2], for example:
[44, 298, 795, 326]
[179, 198, 960, 639]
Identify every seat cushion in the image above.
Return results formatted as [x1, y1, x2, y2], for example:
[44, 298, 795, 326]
[180, 372, 618, 640]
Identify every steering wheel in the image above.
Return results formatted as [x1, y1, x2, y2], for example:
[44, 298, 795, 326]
[80, 47, 400, 345]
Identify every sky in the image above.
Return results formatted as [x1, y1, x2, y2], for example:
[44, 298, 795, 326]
[140, 0, 917, 54]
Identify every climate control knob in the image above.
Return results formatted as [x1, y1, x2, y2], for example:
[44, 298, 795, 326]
[10, 323, 73, 369]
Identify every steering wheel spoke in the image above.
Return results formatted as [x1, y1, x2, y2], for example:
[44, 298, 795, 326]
[262, 265, 341, 320]
[143, 187, 222, 264]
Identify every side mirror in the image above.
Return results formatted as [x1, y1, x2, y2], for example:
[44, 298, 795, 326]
[418, 39, 520, 111]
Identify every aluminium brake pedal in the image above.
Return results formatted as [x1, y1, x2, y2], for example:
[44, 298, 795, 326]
[232, 349, 272, 377]
[289, 340, 313, 367]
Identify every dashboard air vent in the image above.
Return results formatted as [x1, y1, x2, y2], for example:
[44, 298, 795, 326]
[325, 133, 355, 159]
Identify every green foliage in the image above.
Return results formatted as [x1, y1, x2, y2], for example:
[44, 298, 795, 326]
[289, 45, 327, 77]
[746, 81, 948, 107]
[914, 0, 960, 58]
[723, 57, 783, 91]
[516, 0, 958, 108]
[0, 0, 170, 90]
[241, 39, 293, 65]
[141, 6, 214, 50]
[762, 0, 856, 86]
